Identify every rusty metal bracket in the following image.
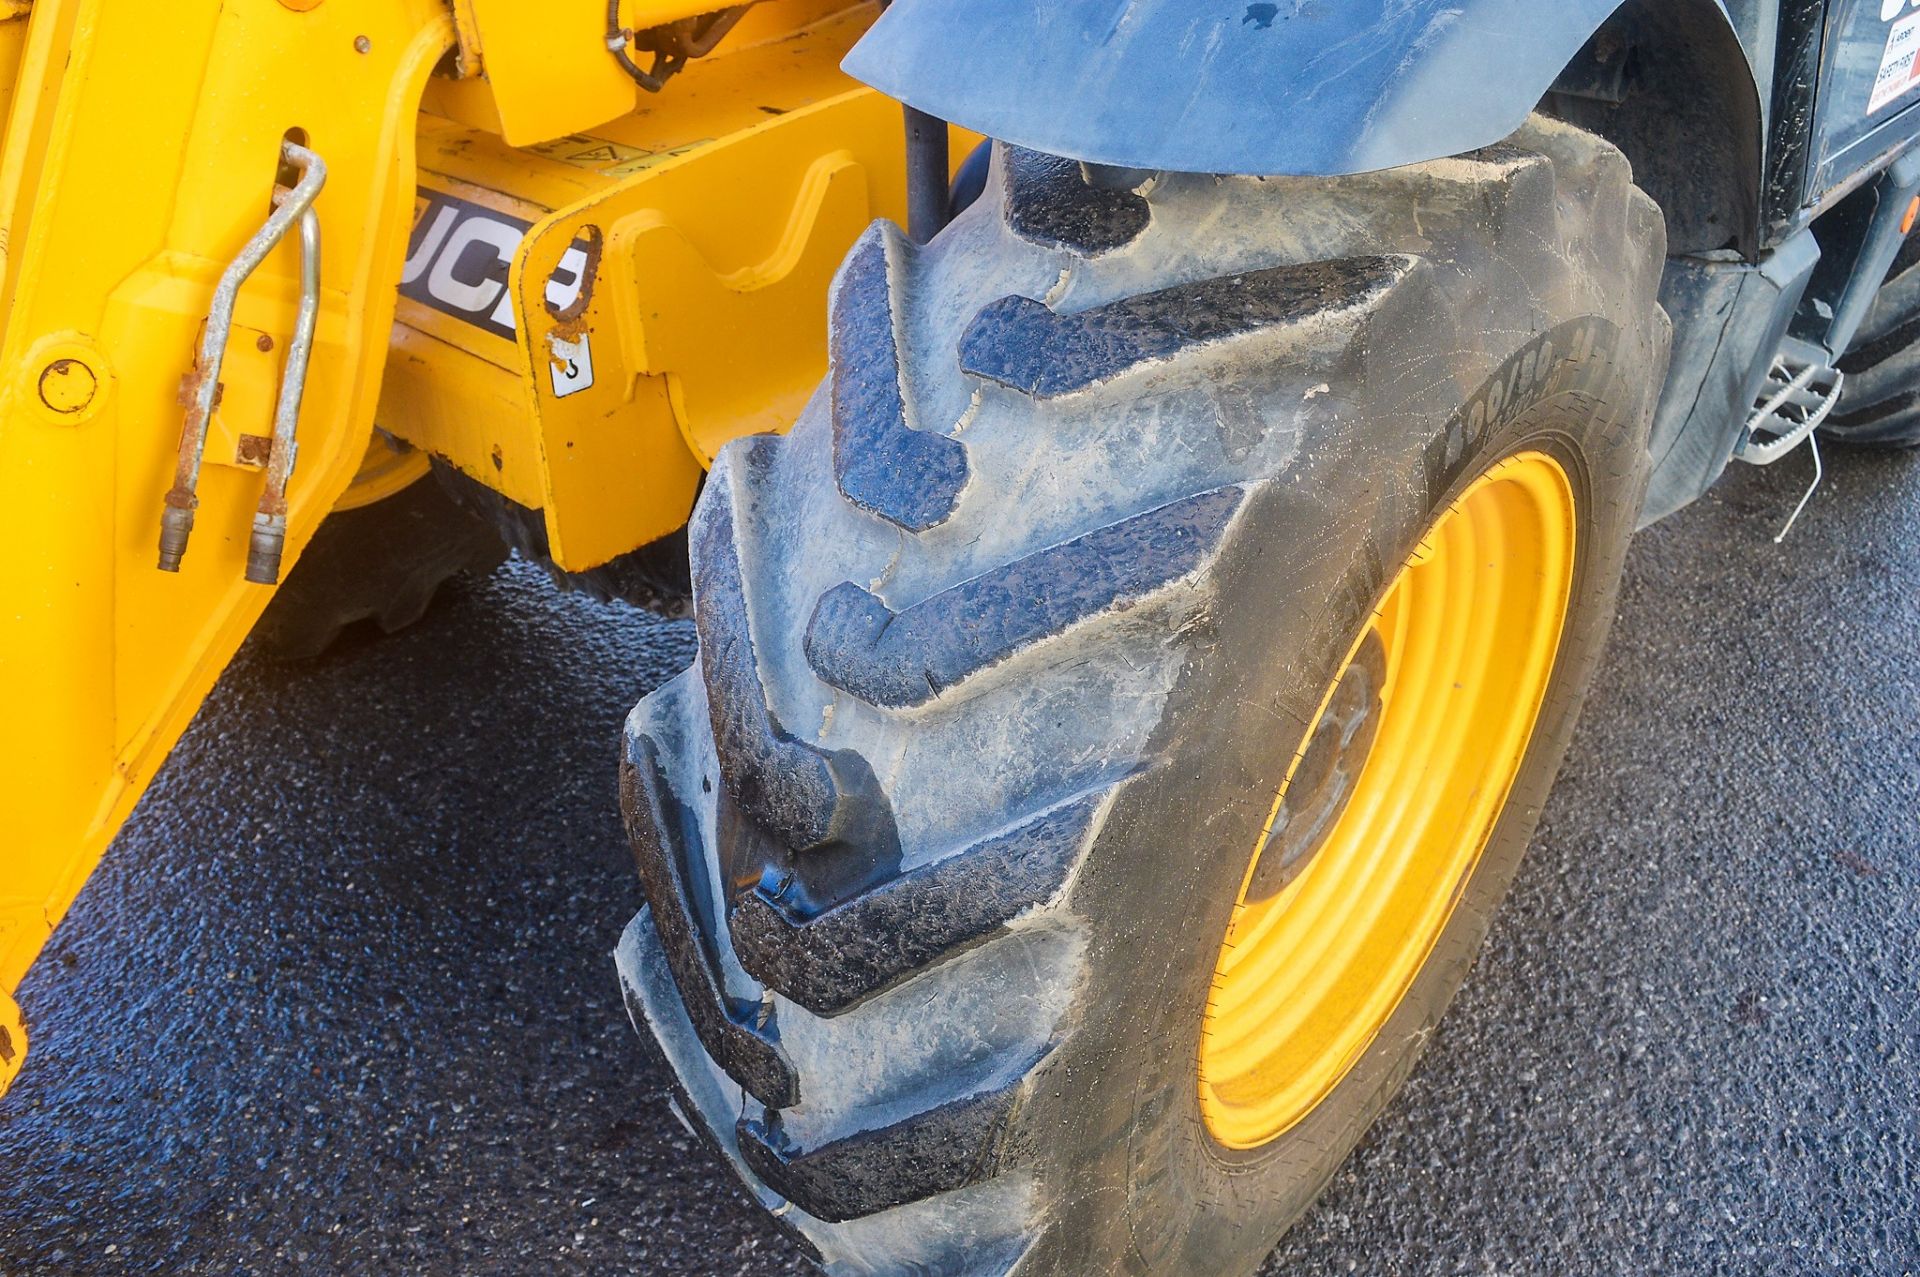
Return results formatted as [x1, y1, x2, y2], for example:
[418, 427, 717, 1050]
[157, 140, 327, 576]
[0, 988, 23, 1101]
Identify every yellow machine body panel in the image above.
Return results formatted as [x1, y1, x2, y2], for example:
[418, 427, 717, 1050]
[0, 0, 456, 1097]
[382, 2, 976, 572]
[460, 0, 817, 146]
[0, 0, 962, 1099]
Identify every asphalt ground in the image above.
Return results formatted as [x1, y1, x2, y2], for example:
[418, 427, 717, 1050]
[1, 445, 1916, 1276]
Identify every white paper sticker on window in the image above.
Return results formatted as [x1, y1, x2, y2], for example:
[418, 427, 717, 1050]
[1870, 10, 1920, 114]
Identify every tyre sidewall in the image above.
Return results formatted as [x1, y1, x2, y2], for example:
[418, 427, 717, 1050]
[1016, 316, 1653, 1277]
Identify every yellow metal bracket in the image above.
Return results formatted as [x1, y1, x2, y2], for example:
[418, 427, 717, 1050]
[613, 148, 874, 464]
[505, 87, 910, 570]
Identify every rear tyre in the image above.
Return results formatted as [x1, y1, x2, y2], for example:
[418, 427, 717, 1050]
[431, 461, 694, 618]
[618, 120, 1668, 1276]
[1826, 233, 1920, 446]
[253, 442, 507, 659]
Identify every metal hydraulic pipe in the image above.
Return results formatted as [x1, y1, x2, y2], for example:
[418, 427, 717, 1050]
[903, 104, 949, 244]
[245, 197, 322, 585]
[158, 140, 327, 573]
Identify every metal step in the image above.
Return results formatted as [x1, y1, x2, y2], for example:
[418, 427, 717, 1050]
[1735, 336, 1843, 466]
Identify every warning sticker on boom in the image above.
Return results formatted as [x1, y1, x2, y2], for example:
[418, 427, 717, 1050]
[1870, 9, 1920, 114]
[525, 133, 708, 179]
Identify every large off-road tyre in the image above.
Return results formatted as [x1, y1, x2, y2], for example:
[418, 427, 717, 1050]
[617, 118, 1669, 1276]
[1827, 232, 1920, 446]
[253, 453, 507, 659]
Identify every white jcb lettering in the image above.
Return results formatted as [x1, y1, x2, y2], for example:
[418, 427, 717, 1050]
[400, 192, 593, 356]
[400, 204, 458, 286]
[427, 216, 523, 315]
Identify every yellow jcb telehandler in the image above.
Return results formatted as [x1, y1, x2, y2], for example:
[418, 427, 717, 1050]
[6, 0, 1919, 1272]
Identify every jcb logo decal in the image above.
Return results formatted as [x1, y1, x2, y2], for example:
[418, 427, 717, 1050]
[399, 191, 592, 343]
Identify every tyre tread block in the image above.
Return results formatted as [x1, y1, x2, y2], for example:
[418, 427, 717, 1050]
[620, 734, 800, 1109]
[615, 918, 829, 1266]
[1829, 234, 1920, 444]
[694, 479, 891, 852]
[1002, 148, 1149, 256]
[737, 1084, 1021, 1224]
[960, 257, 1407, 400]
[256, 471, 508, 658]
[831, 226, 970, 532]
[1837, 310, 1920, 375]
[433, 461, 689, 615]
[805, 486, 1245, 709]
[731, 789, 1106, 1014]
[1824, 388, 1920, 445]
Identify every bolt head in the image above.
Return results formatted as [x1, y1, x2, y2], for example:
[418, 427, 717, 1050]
[38, 357, 98, 415]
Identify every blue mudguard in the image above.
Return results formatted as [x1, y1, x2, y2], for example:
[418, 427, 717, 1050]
[845, 0, 1746, 177]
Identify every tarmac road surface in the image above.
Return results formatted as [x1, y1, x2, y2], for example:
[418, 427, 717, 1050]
[1, 445, 1916, 1276]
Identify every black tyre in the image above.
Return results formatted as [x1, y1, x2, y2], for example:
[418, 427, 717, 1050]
[617, 120, 1669, 1276]
[1827, 233, 1920, 446]
[253, 467, 507, 659]
[433, 461, 694, 618]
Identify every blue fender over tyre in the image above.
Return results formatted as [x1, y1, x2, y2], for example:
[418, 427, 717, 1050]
[844, 0, 1747, 177]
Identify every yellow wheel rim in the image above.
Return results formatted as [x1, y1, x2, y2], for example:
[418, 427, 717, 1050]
[1198, 450, 1577, 1151]
[331, 432, 432, 513]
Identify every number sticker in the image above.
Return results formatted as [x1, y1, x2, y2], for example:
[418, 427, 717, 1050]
[548, 332, 594, 398]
